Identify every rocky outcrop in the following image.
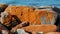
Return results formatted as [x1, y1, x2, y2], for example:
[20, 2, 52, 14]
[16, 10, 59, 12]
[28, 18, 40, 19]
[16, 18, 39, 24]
[1, 6, 57, 26]
[0, 6, 60, 34]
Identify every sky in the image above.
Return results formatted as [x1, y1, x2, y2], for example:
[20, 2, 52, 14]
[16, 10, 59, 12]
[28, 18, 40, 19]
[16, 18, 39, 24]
[0, 0, 60, 8]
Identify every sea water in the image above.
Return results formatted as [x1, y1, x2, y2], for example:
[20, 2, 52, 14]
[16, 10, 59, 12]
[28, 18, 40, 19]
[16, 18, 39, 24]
[0, 0, 60, 8]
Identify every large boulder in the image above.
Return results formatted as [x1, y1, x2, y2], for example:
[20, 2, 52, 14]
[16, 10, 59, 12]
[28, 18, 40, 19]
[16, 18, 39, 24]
[2, 6, 57, 26]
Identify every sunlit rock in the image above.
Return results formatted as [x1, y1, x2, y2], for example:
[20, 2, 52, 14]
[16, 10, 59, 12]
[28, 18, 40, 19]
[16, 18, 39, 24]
[22, 24, 57, 33]
[45, 32, 60, 34]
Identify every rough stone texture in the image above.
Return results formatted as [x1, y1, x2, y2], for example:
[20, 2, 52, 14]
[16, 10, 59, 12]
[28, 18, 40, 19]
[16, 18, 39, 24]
[22, 24, 57, 33]
[0, 6, 58, 34]
[45, 32, 60, 34]
[1, 6, 57, 26]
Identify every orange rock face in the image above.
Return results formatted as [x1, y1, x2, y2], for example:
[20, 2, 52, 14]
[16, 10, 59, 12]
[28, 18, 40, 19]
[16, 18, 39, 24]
[45, 32, 60, 34]
[3, 6, 38, 26]
[0, 6, 58, 34]
[1, 6, 57, 27]
[22, 24, 57, 33]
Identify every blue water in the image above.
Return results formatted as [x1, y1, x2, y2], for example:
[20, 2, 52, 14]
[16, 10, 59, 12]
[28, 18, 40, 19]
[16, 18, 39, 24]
[0, 0, 60, 8]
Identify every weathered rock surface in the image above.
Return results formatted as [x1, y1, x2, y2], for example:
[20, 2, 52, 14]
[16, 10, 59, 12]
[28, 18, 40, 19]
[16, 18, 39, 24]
[45, 32, 60, 34]
[22, 24, 57, 34]
[0, 6, 60, 34]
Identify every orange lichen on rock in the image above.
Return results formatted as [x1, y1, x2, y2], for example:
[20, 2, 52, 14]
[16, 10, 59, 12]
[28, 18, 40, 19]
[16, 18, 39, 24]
[38, 10, 48, 17]
[5, 6, 16, 15]
[47, 12, 56, 21]
[37, 10, 48, 24]
[46, 11, 57, 24]
[23, 24, 57, 33]
[45, 32, 60, 34]
[35, 9, 57, 24]
[2, 6, 57, 26]
[15, 6, 24, 22]
[29, 11, 37, 25]
[21, 7, 29, 22]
